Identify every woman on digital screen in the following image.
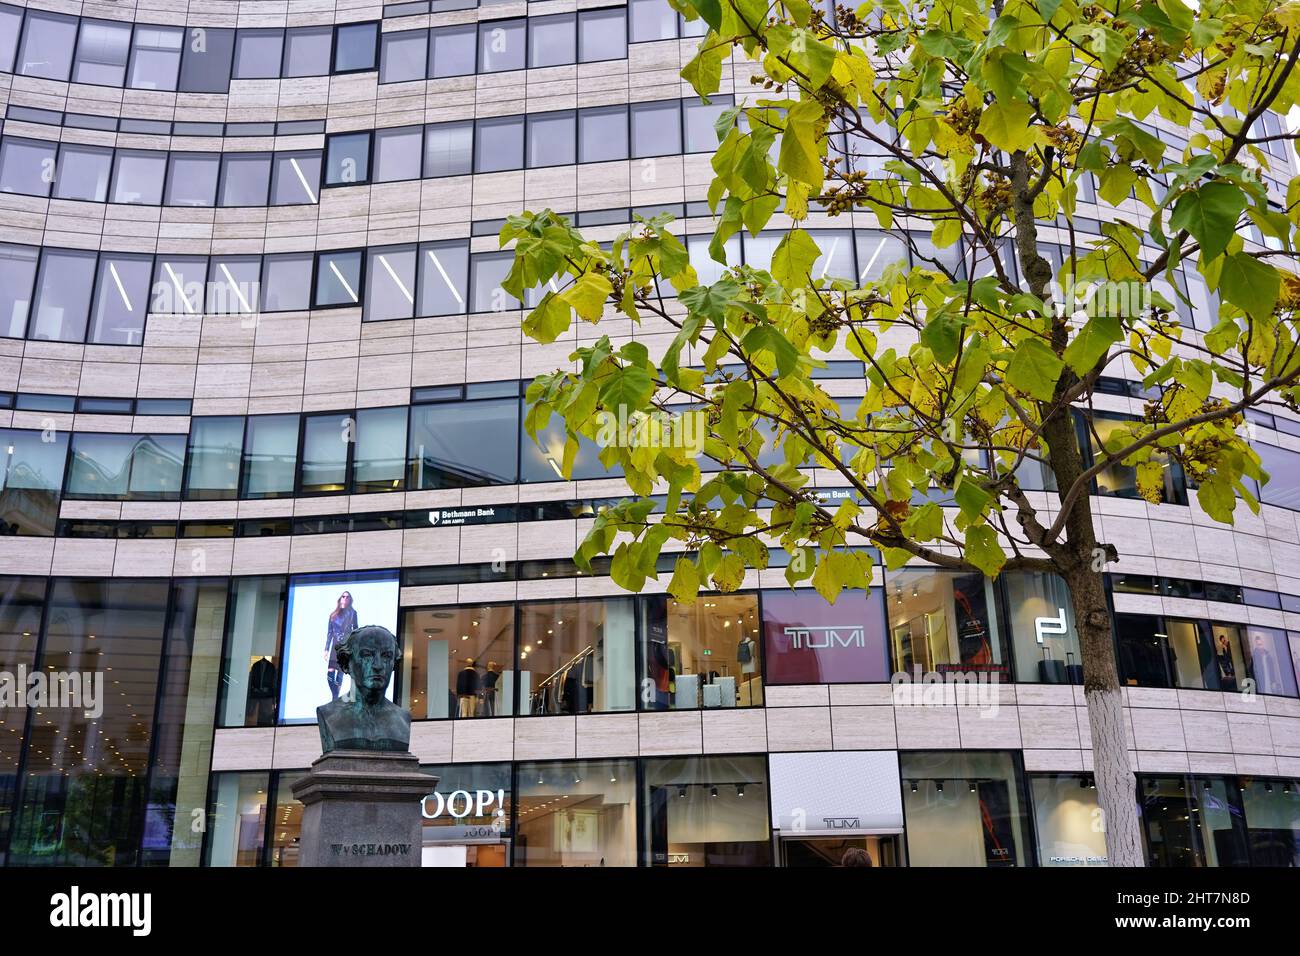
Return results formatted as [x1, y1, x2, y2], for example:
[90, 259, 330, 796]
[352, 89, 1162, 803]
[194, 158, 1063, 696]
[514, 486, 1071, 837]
[325, 590, 358, 700]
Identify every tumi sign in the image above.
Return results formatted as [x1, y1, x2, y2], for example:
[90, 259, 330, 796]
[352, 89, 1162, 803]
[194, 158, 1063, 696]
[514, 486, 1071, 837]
[763, 589, 889, 684]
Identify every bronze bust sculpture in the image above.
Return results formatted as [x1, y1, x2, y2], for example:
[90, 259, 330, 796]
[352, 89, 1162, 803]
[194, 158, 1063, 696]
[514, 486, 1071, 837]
[316, 625, 411, 753]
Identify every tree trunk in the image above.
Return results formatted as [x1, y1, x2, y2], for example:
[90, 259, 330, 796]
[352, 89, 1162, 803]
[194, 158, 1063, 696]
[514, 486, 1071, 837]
[1062, 561, 1147, 866]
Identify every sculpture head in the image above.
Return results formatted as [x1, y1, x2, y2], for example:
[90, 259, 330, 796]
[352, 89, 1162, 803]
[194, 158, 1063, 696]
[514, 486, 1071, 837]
[336, 625, 400, 702]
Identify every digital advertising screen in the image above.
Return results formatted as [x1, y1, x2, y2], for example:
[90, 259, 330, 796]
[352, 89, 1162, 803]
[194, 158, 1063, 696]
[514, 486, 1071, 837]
[279, 570, 401, 722]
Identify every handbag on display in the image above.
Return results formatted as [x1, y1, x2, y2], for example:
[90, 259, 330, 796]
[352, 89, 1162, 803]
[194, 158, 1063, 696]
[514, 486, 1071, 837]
[1038, 645, 1067, 684]
[1065, 650, 1084, 685]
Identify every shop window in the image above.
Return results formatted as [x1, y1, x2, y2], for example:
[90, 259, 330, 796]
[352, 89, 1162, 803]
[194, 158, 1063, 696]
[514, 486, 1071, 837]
[886, 568, 1009, 677]
[178, 26, 235, 93]
[260, 253, 313, 312]
[1254, 442, 1300, 511]
[418, 763, 512, 866]
[1116, 613, 1176, 688]
[216, 576, 287, 728]
[111, 150, 167, 205]
[631, 101, 682, 157]
[642, 594, 760, 709]
[366, 245, 418, 321]
[515, 759, 637, 866]
[407, 397, 520, 489]
[429, 24, 477, 78]
[641, 756, 772, 867]
[88, 252, 152, 345]
[1243, 625, 1298, 697]
[1029, 773, 1108, 866]
[1239, 777, 1300, 865]
[52, 143, 112, 202]
[519, 598, 636, 715]
[374, 127, 424, 183]
[629, 0, 679, 41]
[417, 240, 469, 315]
[527, 111, 576, 168]
[1141, 775, 1250, 867]
[314, 250, 363, 308]
[1088, 413, 1187, 504]
[762, 587, 886, 685]
[299, 413, 352, 494]
[474, 116, 524, 173]
[578, 105, 628, 163]
[283, 26, 332, 78]
[529, 15, 575, 68]
[204, 771, 269, 866]
[65, 432, 185, 500]
[8, 579, 170, 866]
[241, 415, 300, 499]
[264, 771, 305, 867]
[579, 8, 626, 63]
[270, 151, 321, 205]
[233, 29, 283, 80]
[17, 10, 76, 81]
[352, 406, 408, 492]
[0, 577, 44, 858]
[403, 605, 515, 719]
[219, 153, 272, 207]
[0, 428, 68, 536]
[478, 19, 525, 73]
[30, 248, 97, 342]
[185, 417, 244, 500]
[127, 26, 183, 90]
[0, 137, 55, 197]
[334, 22, 378, 73]
[325, 132, 371, 186]
[1003, 572, 1083, 684]
[424, 121, 474, 178]
[901, 751, 1033, 866]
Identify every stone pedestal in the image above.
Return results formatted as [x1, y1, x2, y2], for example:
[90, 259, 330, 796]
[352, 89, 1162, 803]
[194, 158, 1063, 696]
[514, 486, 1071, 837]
[291, 750, 437, 867]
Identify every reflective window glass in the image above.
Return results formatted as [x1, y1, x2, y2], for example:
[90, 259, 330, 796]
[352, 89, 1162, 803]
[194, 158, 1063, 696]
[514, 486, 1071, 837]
[219, 153, 272, 207]
[0, 243, 38, 339]
[474, 116, 524, 173]
[0, 138, 55, 197]
[315, 250, 363, 307]
[334, 22, 378, 72]
[578, 106, 628, 163]
[241, 415, 300, 498]
[528, 112, 576, 168]
[353, 406, 408, 492]
[179, 26, 235, 93]
[1255, 442, 1300, 510]
[408, 397, 520, 488]
[374, 127, 423, 183]
[88, 252, 152, 345]
[111, 150, 166, 205]
[684, 96, 732, 153]
[380, 30, 427, 83]
[283, 26, 332, 77]
[300, 414, 351, 494]
[366, 245, 418, 321]
[470, 252, 519, 312]
[165, 153, 220, 207]
[520, 598, 636, 715]
[429, 24, 476, 77]
[643, 594, 763, 709]
[529, 15, 575, 68]
[260, 253, 313, 312]
[216, 577, 286, 729]
[206, 256, 262, 315]
[887, 568, 1009, 676]
[73, 18, 131, 86]
[66, 433, 185, 500]
[629, 0, 678, 41]
[0, 428, 68, 535]
[901, 751, 1033, 866]
[0, 4, 21, 73]
[640, 755, 772, 866]
[30, 248, 96, 342]
[854, 231, 907, 284]
[478, 19, 525, 73]
[326, 132, 371, 185]
[270, 151, 321, 205]
[127, 26, 183, 91]
[17, 11, 76, 81]
[402, 606, 514, 720]
[150, 255, 208, 315]
[515, 759, 637, 866]
[233, 28, 283, 80]
[424, 122, 473, 177]
[417, 240, 469, 316]
[185, 417, 244, 499]
[579, 9, 626, 63]
[631, 101, 681, 157]
[52, 143, 112, 202]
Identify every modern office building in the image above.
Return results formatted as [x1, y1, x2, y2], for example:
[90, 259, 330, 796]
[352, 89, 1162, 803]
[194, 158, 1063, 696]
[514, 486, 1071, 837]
[0, 0, 1297, 869]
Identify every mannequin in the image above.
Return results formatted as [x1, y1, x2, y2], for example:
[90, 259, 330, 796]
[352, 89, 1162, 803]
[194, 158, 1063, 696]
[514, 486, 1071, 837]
[456, 658, 480, 717]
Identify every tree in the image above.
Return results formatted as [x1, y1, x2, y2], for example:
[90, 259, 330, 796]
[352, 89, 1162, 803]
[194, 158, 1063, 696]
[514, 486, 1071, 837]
[503, 0, 1300, 866]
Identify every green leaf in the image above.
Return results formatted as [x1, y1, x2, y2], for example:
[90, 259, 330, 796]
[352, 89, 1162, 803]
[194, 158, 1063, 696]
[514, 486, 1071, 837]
[1218, 253, 1280, 319]
[1088, 25, 1128, 73]
[711, 552, 746, 592]
[777, 99, 825, 189]
[1004, 338, 1065, 401]
[771, 229, 821, 287]
[1196, 473, 1237, 524]
[976, 99, 1036, 153]
[522, 293, 572, 344]
[561, 272, 613, 322]
[1168, 182, 1247, 262]
[1062, 315, 1122, 375]
[666, 556, 701, 604]
[920, 313, 962, 364]
[680, 277, 741, 323]
[964, 525, 1006, 576]
[599, 365, 654, 415]
[742, 325, 799, 378]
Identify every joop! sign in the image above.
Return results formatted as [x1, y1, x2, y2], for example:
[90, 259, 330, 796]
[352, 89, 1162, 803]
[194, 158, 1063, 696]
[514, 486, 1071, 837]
[421, 788, 506, 820]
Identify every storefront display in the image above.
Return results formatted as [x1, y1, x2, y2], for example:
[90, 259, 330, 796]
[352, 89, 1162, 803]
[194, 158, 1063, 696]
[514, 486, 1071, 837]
[519, 599, 635, 715]
[762, 588, 888, 684]
[204, 771, 269, 867]
[1029, 774, 1108, 866]
[887, 570, 1009, 677]
[515, 759, 636, 866]
[419, 762, 511, 866]
[1141, 776, 1250, 866]
[641, 756, 771, 867]
[1004, 572, 1083, 684]
[402, 604, 514, 718]
[901, 751, 1032, 866]
[642, 594, 761, 709]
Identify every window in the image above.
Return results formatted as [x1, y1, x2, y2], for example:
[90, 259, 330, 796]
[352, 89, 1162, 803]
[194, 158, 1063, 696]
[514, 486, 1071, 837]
[579, 9, 626, 63]
[429, 24, 477, 77]
[470, 252, 518, 312]
[811, 228, 855, 280]
[478, 19, 525, 73]
[424, 122, 473, 177]
[1141, 775, 1250, 866]
[30, 248, 96, 342]
[184, 417, 244, 500]
[314, 250, 363, 307]
[0, 138, 55, 197]
[325, 132, 371, 186]
[1089, 414, 1187, 504]
[380, 30, 427, 83]
[150, 255, 207, 315]
[520, 413, 617, 482]
[629, 0, 679, 42]
[352, 406, 408, 492]
[515, 760, 636, 866]
[528, 15, 575, 68]
[684, 97, 731, 153]
[204, 771, 270, 865]
[418, 240, 469, 315]
[855, 230, 908, 284]
[416, 762, 512, 864]
[408, 397, 519, 488]
[127, 26, 183, 90]
[72, 18, 131, 86]
[219, 153, 272, 207]
[300, 414, 351, 494]
[642, 594, 760, 709]
[88, 252, 152, 345]
[579, 106, 628, 163]
[17, 10, 76, 81]
[52, 143, 112, 202]
[260, 253, 313, 312]
[1029, 774, 1108, 866]
[65, 433, 186, 500]
[374, 127, 423, 183]
[283, 26, 332, 77]
[334, 22, 378, 73]
[1239, 777, 1300, 865]
[762, 587, 885, 685]
[474, 117, 524, 173]
[631, 101, 682, 157]
[165, 153, 220, 207]
[111, 150, 166, 205]
[527, 112, 576, 168]
[403, 605, 515, 718]
[179, 26, 235, 93]
[270, 152, 321, 205]
[0, 244, 37, 339]
[1004, 572, 1082, 684]
[1255, 442, 1300, 510]
[688, 234, 739, 285]
[217, 576, 287, 727]
[887, 568, 1010, 677]
[641, 756, 772, 866]
[0, 4, 21, 73]
[241, 415, 300, 498]
[0, 427, 69, 535]
[233, 28, 283, 80]
[1116, 613, 1177, 688]
[366, 245, 417, 321]
[206, 256, 261, 315]
[519, 598, 635, 715]
[902, 751, 1034, 866]
[1243, 625, 1297, 697]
